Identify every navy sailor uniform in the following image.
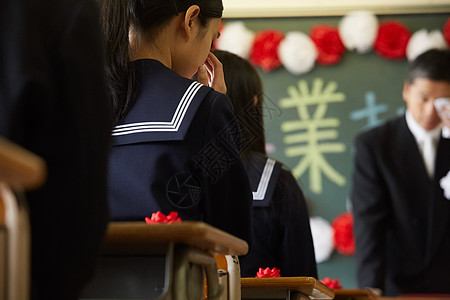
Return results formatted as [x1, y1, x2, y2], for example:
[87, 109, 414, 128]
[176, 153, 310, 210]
[108, 59, 253, 244]
[239, 153, 317, 278]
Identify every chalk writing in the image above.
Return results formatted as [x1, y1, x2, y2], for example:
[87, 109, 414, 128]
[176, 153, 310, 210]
[280, 78, 346, 194]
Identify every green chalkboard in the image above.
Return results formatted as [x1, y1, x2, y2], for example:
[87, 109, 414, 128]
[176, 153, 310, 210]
[223, 13, 449, 288]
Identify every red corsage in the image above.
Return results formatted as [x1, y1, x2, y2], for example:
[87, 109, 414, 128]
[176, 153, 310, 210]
[145, 211, 182, 224]
[255, 267, 281, 278]
[331, 212, 355, 255]
[374, 21, 411, 59]
[444, 18, 450, 47]
[310, 25, 345, 65]
[250, 30, 284, 72]
[320, 277, 343, 289]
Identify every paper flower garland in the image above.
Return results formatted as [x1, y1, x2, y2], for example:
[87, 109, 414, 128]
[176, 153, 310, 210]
[145, 211, 182, 224]
[331, 212, 355, 255]
[309, 217, 334, 263]
[216, 11, 448, 75]
[444, 18, 450, 46]
[406, 29, 448, 61]
[278, 31, 318, 75]
[215, 21, 255, 59]
[255, 267, 281, 278]
[440, 171, 450, 200]
[310, 25, 345, 65]
[250, 29, 285, 71]
[338, 10, 379, 54]
[374, 21, 411, 59]
[320, 277, 343, 289]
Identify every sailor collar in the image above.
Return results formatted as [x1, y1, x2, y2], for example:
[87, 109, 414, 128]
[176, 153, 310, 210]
[247, 154, 281, 207]
[112, 59, 211, 145]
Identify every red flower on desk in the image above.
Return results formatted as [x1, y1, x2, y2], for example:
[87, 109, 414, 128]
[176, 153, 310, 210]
[255, 267, 281, 278]
[145, 211, 182, 224]
[320, 277, 342, 289]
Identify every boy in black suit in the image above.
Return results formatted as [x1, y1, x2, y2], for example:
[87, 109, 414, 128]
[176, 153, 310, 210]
[351, 49, 450, 296]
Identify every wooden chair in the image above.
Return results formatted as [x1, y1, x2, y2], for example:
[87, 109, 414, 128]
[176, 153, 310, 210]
[0, 137, 46, 300]
[240, 276, 334, 300]
[80, 221, 248, 299]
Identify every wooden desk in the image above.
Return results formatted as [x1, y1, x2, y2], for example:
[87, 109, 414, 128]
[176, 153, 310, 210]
[241, 276, 334, 299]
[334, 289, 379, 300]
[0, 136, 46, 190]
[81, 221, 248, 299]
[103, 221, 248, 256]
[0, 137, 46, 300]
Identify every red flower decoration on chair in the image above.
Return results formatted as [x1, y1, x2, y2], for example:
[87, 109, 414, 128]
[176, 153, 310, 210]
[320, 277, 343, 289]
[310, 25, 345, 65]
[444, 18, 450, 47]
[250, 30, 284, 72]
[374, 21, 411, 59]
[255, 267, 281, 278]
[145, 211, 182, 224]
[331, 212, 355, 255]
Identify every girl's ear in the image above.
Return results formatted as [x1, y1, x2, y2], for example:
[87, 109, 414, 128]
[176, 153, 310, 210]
[253, 95, 259, 106]
[182, 5, 200, 41]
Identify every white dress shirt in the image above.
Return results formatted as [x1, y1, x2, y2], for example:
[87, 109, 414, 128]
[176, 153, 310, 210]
[405, 110, 442, 179]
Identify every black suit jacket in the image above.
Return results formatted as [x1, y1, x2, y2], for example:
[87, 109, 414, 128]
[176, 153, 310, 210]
[351, 116, 450, 296]
[0, 0, 112, 299]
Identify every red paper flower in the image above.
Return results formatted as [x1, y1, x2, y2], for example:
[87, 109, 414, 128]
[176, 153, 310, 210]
[250, 30, 284, 72]
[255, 267, 281, 278]
[310, 25, 345, 65]
[145, 211, 182, 224]
[374, 21, 411, 59]
[331, 212, 355, 255]
[211, 22, 224, 50]
[320, 277, 343, 289]
[444, 18, 450, 47]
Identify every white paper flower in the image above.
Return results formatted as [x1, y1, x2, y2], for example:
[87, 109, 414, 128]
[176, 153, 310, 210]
[338, 10, 379, 54]
[406, 29, 448, 61]
[440, 171, 450, 200]
[309, 216, 334, 263]
[215, 21, 255, 60]
[278, 31, 317, 75]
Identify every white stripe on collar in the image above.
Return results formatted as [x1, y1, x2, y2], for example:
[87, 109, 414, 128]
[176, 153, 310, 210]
[253, 158, 276, 201]
[112, 81, 203, 136]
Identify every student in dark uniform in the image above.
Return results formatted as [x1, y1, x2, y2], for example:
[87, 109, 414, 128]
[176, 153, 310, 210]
[101, 0, 253, 244]
[213, 49, 317, 278]
[0, 0, 112, 299]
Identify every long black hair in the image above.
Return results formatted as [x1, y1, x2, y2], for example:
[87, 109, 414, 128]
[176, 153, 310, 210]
[100, 0, 223, 126]
[212, 50, 267, 164]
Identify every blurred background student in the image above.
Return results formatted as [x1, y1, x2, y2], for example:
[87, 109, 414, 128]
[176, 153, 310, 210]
[100, 0, 253, 244]
[351, 48, 450, 296]
[213, 49, 317, 278]
[0, 0, 113, 299]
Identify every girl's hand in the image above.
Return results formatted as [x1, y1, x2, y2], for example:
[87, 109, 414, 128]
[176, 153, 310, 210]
[197, 52, 227, 94]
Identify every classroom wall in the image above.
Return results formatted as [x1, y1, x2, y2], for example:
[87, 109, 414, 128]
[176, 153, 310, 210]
[222, 13, 449, 288]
